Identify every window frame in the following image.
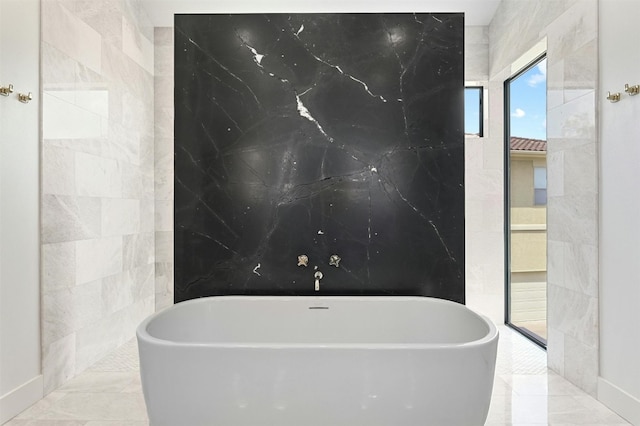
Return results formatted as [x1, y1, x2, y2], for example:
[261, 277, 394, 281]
[503, 53, 548, 349]
[533, 166, 547, 206]
[464, 86, 484, 137]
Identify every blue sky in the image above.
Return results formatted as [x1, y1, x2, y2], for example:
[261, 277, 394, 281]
[508, 58, 547, 140]
[464, 87, 482, 135]
[465, 58, 547, 140]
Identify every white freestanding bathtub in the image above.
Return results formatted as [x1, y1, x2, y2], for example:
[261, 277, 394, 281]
[137, 296, 498, 426]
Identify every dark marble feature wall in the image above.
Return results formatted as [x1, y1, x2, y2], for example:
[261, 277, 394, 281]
[175, 13, 465, 303]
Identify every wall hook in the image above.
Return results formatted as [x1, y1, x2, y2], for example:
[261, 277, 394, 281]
[18, 92, 33, 103]
[0, 84, 14, 96]
[314, 271, 323, 291]
[625, 84, 639, 96]
[607, 91, 621, 103]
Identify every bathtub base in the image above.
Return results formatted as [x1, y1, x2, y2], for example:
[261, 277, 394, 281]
[140, 346, 496, 426]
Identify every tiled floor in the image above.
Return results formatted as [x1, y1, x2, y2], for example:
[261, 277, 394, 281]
[6, 327, 630, 425]
[486, 327, 628, 425]
[512, 320, 547, 341]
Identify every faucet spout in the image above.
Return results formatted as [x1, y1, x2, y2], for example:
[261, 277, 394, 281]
[314, 271, 323, 291]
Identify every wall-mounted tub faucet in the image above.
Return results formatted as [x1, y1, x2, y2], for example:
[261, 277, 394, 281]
[329, 254, 341, 267]
[314, 271, 323, 291]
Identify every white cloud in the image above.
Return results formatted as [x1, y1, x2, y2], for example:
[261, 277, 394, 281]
[511, 108, 526, 118]
[537, 60, 547, 75]
[527, 59, 547, 87]
[527, 73, 546, 87]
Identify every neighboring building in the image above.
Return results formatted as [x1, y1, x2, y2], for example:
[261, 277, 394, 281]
[509, 137, 547, 331]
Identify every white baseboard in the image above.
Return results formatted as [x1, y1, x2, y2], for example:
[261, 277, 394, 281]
[598, 376, 640, 425]
[0, 375, 43, 425]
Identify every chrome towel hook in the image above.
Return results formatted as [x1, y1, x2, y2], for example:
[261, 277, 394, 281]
[606, 91, 621, 103]
[18, 92, 33, 103]
[625, 83, 639, 96]
[0, 84, 14, 96]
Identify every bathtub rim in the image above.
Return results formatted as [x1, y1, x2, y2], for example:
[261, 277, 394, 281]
[137, 295, 499, 350]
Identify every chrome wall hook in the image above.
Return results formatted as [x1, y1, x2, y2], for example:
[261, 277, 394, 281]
[18, 92, 33, 103]
[625, 84, 639, 96]
[0, 84, 14, 96]
[607, 91, 621, 103]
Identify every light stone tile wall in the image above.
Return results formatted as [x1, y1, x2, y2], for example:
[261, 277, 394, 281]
[465, 26, 490, 82]
[154, 27, 174, 311]
[463, 25, 506, 324]
[40, 0, 155, 394]
[488, 0, 599, 395]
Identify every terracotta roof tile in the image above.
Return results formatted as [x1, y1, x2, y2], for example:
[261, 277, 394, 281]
[510, 136, 547, 152]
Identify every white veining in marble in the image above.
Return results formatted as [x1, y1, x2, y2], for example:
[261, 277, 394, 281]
[34, 2, 603, 419]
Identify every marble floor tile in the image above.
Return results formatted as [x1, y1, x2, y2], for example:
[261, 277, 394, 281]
[57, 372, 138, 393]
[12, 392, 69, 421]
[4, 421, 87, 426]
[33, 393, 147, 422]
[5, 326, 631, 426]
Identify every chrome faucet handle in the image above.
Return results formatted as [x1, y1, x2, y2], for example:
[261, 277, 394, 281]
[314, 271, 323, 291]
[297, 255, 309, 267]
[329, 254, 341, 267]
